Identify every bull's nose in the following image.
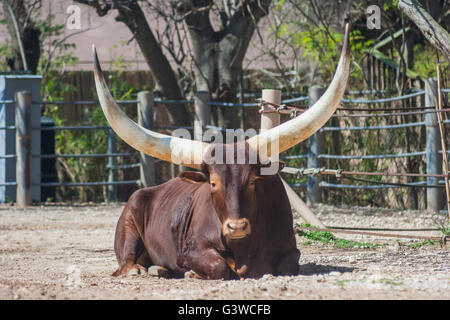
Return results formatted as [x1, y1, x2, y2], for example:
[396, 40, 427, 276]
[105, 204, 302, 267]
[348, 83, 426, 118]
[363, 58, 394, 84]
[223, 218, 251, 239]
[226, 220, 248, 231]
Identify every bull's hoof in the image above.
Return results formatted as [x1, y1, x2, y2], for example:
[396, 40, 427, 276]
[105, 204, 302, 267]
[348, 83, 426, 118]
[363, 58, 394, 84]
[184, 270, 203, 279]
[148, 266, 170, 278]
[127, 264, 148, 276]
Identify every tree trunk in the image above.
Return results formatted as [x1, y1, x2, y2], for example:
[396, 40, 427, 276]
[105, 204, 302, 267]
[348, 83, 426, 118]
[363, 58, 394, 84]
[115, 3, 191, 126]
[75, 0, 271, 129]
[74, 0, 191, 127]
[183, 0, 272, 129]
[2, 0, 41, 73]
[398, 0, 450, 59]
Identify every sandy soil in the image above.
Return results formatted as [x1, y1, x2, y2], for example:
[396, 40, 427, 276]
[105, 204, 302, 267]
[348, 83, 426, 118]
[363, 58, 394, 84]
[0, 203, 448, 300]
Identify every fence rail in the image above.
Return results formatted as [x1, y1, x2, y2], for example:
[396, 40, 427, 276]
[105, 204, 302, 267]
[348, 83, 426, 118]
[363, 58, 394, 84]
[1, 83, 449, 210]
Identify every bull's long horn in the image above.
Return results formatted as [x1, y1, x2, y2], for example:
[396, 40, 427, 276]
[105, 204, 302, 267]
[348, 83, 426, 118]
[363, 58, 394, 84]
[92, 46, 207, 169]
[247, 23, 351, 156]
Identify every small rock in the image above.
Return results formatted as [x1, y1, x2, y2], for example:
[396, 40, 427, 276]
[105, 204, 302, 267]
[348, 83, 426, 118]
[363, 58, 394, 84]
[329, 271, 341, 277]
[127, 268, 139, 276]
[262, 274, 275, 280]
[348, 257, 357, 264]
[148, 266, 169, 278]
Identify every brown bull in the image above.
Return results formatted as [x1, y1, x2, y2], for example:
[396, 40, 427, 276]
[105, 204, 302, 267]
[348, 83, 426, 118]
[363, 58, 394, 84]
[113, 143, 299, 279]
[93, 24, 350, 279]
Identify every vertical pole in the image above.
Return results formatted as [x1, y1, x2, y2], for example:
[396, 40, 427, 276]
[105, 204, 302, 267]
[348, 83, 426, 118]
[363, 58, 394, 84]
[369, 56, 374, 91]
[435, 65, 450, 219]
[138, 91, 156, 187]
[260, 89, 325, 228]
[260, 89, 281, 132]
[107, 128, 116, 202]
[366, 54, 372, 90]
[194, 91, 211, 141]
[330, 101, 340, 203]
[239, 72, 245, 130]
[307, 85, 325, 206]
[425, 78, 443, 212]
[15, 91, 32, 206]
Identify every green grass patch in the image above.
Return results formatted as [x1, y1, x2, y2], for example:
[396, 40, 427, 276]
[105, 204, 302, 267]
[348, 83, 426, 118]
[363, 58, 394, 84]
[407, 240, 435, 248]
[335, 279, 351, 286]
[296, 223, 381, 249]
[372, 278, 403, 286]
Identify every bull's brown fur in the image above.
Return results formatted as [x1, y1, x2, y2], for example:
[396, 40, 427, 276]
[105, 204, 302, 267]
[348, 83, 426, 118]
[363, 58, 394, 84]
[113, 143, 300, 279]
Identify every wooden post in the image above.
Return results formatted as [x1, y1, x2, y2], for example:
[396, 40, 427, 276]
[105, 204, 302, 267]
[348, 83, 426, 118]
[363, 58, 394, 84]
[435, 65, 450, 218]
[138, 91, 156, 187]
[425, 78, 443, 212]
[307, 85, 325, 206]
[260, 89, 325, 228]
[260, 89, 281, 132]
[330, 98, 340, 203]
[107, 128, 117, 202]
[194, 91, 211, 141]
[15, 91, 32, 206]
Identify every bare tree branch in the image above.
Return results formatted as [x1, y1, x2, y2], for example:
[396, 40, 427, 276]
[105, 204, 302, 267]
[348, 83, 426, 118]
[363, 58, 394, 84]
[398, 0, 450, 60]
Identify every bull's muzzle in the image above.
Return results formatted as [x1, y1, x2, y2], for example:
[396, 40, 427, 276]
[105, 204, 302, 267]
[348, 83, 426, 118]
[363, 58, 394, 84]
[222, 218, 251, 240]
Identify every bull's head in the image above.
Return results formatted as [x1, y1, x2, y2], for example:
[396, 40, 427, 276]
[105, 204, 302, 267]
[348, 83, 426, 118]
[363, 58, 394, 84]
[178, 142, 285, 241]
[92, 24, 350, 242]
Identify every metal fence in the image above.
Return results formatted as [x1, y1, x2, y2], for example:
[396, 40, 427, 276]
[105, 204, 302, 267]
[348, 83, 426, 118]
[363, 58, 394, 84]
[1, 81, 449, 211]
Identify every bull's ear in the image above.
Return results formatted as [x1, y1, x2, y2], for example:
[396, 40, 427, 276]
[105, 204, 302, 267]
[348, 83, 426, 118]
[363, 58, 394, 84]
[179, 171, 209, 184]
[255, 160, 285, 178]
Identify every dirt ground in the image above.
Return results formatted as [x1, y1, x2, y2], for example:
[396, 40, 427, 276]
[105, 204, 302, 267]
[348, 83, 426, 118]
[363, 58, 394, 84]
[0, 202, 448, 300]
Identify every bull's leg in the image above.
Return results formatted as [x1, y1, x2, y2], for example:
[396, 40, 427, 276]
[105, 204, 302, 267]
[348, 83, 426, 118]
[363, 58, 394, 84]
[275, 249, 300, 276]
[183, 248, 234, 280]
[112, 213, 151, 277]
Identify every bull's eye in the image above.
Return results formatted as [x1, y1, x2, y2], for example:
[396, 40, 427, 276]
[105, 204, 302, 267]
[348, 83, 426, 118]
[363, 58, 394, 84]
[211, 182, 216, 188]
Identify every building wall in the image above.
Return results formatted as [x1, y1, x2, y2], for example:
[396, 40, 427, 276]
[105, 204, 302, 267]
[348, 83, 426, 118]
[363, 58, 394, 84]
[0, 1, 291, 72]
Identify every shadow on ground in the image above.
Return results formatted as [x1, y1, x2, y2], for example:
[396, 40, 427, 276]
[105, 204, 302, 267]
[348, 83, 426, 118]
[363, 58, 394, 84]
[298, 263, 355, 275]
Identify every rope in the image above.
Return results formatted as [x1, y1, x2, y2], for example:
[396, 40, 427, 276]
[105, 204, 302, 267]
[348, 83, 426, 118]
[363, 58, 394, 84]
[317, 151, 426, 160]
[336, 170, 449, 179]
[260, 100, 450, 119]
[0, 87, 446, 108]
[320, 181, 439, 189]
[282, 166, 449, 189]
[337, 106, 436, 111]
[322, 121, 426, 131]
[208, 101, 259, 107]
[282, 166, 450, 178]
[295, 226, 447, 243]
[325, 226, 442, 232]
[33, 100, 137, 105]
[34, 153, 137, 159]
[339, 175, 444, 189]
[334, 108, 450, 118]
[341, 90, 426, 104]
[34, 180, 140, 187]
